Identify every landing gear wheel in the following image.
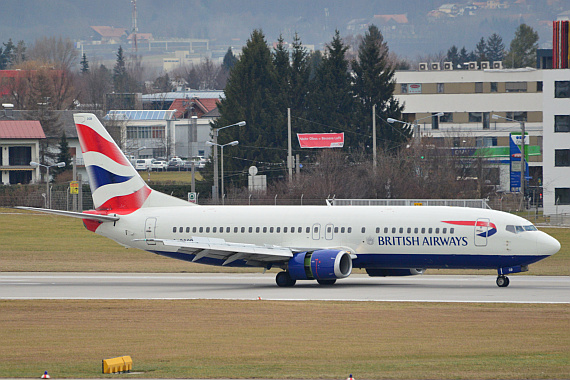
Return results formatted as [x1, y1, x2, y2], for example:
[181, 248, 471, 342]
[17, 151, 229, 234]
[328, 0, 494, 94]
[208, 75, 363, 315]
[496, 275, 510, 287]
[276, 271, 296, 287]
[317, 279, 337, 286]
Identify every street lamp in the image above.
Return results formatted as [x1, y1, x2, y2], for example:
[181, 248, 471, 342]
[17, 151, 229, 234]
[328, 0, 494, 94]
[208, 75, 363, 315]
[211, 121, 246, 204]
[206, 140, 239, 205]
[492, 114, 527, 206]
[30, 161, 66, 209]
[387, 112, 444, 143]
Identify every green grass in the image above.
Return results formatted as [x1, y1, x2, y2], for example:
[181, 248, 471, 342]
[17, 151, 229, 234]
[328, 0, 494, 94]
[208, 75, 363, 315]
[142, 170, 204, 183]
[1, 208, 569, 275]
[0, 300, 568, 379]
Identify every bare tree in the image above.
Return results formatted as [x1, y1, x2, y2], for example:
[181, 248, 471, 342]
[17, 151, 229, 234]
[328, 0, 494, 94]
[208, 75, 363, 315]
[28, 36, 78, 71]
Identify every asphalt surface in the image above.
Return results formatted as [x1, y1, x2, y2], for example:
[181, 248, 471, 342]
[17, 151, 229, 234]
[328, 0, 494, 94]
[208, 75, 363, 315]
[1, 273, 569, 303]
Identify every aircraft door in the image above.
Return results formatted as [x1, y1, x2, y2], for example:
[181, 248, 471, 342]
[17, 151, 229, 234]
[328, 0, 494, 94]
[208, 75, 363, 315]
[312, 223, 321, 240]
[145, 217, 157, 245]
[474, 218, 489, 247]
[325, 224, 334, 240]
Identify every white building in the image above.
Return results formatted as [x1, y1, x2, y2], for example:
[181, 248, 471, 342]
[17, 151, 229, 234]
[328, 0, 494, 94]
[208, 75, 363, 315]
[393, 67, 570, 215]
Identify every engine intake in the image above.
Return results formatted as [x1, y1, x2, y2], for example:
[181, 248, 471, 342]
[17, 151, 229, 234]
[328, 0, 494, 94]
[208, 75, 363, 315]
[288, 250, 352, 281]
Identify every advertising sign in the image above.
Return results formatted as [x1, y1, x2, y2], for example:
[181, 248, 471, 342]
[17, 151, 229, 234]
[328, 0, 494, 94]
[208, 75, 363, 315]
[509, 133, 529, 193]
[297, 133, 344, 148]
[408, 83, 422, 94]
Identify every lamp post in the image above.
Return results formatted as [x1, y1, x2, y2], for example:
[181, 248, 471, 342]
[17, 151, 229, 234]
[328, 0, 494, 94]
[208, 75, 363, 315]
[211, 121, 246, 204]
[387, 112, 444, 144]
[30, 161, 66, 209]
[492, 114, 526, 207]
[206, 140, 239, 205]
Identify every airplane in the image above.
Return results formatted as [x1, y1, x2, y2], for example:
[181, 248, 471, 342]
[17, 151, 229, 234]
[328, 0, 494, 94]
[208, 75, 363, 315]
[19, 113, 561, 288]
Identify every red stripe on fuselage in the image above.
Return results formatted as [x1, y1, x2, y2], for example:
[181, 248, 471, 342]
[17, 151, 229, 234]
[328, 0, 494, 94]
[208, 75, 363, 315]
[443, 220, 497, 229]
[76, 123, 130, 166]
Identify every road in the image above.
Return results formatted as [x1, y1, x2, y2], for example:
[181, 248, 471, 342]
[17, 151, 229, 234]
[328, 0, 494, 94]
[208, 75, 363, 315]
[1, 273, 569, 303]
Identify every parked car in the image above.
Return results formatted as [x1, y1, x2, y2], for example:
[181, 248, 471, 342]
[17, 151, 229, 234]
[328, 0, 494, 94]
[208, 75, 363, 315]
[135, 158, 153, 171]
[151, 160, 167, 171]
[189, 156, 209, 169]
[167, 159, 184, 171]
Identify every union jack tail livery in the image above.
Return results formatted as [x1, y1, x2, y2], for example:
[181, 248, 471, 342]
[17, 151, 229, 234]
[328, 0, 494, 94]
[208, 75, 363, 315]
[73, 113, 190, 213]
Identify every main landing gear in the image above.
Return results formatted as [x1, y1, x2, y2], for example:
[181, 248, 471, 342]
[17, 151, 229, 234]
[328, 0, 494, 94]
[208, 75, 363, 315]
[496, 275, 510, 287]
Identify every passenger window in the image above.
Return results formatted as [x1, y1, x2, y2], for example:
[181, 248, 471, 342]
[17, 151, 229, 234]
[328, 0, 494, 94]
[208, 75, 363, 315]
[179, 227, 183, 233]
[298, 227, 302, 233]
[506, 225, 516, 233]
[172, 227, 177, 233]
[421, 228, 425, 234]
[341, 227, 345, 233]
[248, 227, 252, 233]
[234, 227, 238, 233]
[376, 227, 380, 233]
[269, 227, 274, 233]
[334, 227, 338, 233]
[263, 227, 267, 233]
[306, 227, 310, 233]
[414, 228, 418, 233]
[328, 226, 332, 233]
[361, 227, 366, 233]
[206, 227, 210, 233]
[284, 227, 288, 233]
[276, 227, 280, 233]
[193, 227, 197, 233]
[392, 227, 396, 233]
[435, 228, 440, 233]
[213, 227, 217, 233]
[407, 228, 411, 233]
[399, 227, 403, 233]
[199, 227, 203, 233]
[384, 227, 388, 233]
[450, 228, 454, 234]
[256, 227, 260, 233]
[428, 228, 433, 234]
[442, 228, 447, 234]
[348, 227, 352, 233]
[226, 227, 230, 233]
[241, 227, 245, 233]
[186, 227, 190, 233]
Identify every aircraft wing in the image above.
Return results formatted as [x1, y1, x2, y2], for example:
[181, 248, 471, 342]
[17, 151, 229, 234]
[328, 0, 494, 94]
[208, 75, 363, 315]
[145, 237, 293, 266]
[15, 207, 120, 222]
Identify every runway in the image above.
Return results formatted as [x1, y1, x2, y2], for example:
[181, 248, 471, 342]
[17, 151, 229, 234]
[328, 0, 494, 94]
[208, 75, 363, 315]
[1, 273, 569, 303]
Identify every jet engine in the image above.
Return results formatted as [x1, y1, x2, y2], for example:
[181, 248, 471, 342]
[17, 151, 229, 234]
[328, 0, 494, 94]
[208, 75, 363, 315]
[366, 268, 425, 277]
[288, 250, 352, 281]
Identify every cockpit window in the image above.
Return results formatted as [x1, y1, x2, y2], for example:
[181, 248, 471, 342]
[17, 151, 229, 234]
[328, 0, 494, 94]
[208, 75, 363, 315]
[506, 224, 538, 234]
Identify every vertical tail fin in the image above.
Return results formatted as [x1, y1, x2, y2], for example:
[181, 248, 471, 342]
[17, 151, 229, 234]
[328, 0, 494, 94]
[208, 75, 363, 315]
[74, 113, 191, 212]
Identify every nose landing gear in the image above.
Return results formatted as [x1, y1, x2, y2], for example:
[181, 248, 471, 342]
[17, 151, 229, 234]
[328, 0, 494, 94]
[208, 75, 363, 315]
[496, 275, 510, 287]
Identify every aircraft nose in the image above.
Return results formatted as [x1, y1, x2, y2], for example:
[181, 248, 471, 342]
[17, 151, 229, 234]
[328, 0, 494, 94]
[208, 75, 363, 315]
[538, 232, 561, 256]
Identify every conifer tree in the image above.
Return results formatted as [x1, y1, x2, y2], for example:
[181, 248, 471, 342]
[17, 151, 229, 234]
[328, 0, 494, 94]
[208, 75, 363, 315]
[352, 25, 408, 152]
[504, 24, 537, 68]
[486, 33, 505, 63]
[54, 132, 72, 176]
[113, 46, 129, 92]
[475, 37, 487, 62]
[80, 53, 89, 74]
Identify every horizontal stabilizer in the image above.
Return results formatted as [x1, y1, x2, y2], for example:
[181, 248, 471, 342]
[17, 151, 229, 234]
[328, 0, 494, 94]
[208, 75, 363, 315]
[15, 206, 120, 222]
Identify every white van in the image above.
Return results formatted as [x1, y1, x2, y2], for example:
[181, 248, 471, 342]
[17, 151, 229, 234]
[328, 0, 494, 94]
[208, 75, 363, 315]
[135, 159, 153, 171]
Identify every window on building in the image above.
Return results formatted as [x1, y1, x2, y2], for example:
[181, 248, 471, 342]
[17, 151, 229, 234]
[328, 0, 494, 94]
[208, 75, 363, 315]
[555, 81, 570, 98]
[482, 112, 490, 129]
[469, 112, 482, 123]
[555, 188, 570, 205]
[401, 84, 408, 94]
[555, 149, 570, 166]
[491, 82, 498, 92]
[431, 113, 440, 129]
[555, 115, 570, 132]
[8, 146, 31, 166]
[537, 81, 543, 92]
[440, 113, 453, 123]
[505, 82, 527, 92]
[437, 83, 445, 93]
[506, 112, 528, 122]
[475, 82, 483, 93]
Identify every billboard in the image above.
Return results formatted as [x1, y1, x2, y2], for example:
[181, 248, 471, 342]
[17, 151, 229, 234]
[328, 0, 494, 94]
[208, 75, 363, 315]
[509, 132, 529, 193]
[297, 133, 344, 148]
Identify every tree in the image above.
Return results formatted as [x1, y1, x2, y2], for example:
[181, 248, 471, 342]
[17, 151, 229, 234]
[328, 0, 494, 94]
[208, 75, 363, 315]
[352, 24, 408, 151]
[307, 30, 356, 147]
[289, 33, 311, 116]
[486, 33, 505, 63]
[28, 37, 77, 71]
[446, 45, 460, 69]
[475, 37, 487, 62]
[221, 47, 238, 72]
[53, 132, 72, 176]
[504, 24, 538, 68]
[153, 73, 172, 92]
[80, 53, 89, 74]
[212, 29, 285, 184]
[113, 46, 129, 93]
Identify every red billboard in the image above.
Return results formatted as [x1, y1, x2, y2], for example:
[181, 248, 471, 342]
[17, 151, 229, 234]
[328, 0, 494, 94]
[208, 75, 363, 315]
[297, 133, 344, 148]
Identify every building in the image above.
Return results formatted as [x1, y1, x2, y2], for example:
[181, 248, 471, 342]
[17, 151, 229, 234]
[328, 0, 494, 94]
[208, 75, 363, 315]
[0, 119, 44, 185]
[393, 66, 570, 215]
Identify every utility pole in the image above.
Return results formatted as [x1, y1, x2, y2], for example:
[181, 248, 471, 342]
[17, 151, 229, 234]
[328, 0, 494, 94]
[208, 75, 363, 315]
[520, 121, 526, 210]
[288, 108, 292, 182]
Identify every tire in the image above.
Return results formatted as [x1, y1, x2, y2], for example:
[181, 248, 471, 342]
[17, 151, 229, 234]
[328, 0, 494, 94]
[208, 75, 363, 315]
[276, 272, 296, 287]
[496, 276, 509, 287]
[317, 279, 337, 286]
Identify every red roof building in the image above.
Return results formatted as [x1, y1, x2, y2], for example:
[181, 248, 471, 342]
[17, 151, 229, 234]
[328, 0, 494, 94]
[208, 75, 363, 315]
[0, 119, 45, 185]
[168, 98, 220, 119]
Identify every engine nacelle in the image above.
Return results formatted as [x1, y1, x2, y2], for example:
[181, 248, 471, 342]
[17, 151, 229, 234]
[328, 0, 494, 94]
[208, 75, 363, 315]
[366, 268, 425, 277]
[288, 250, 352, 281]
